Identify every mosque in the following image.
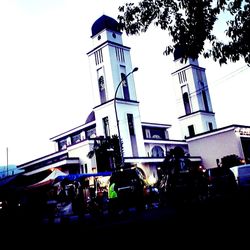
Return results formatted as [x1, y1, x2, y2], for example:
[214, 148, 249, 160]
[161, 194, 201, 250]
[17, 15, 250, 184]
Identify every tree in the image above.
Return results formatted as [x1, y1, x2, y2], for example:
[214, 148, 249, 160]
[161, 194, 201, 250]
[87, 135, 123, 171]
[221, 154, 243, 169]
[117, 0, 250, 66]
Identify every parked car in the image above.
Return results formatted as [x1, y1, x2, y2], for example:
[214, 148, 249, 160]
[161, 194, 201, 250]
[206, 167, 238, 200]
[230, 164, 250, 188]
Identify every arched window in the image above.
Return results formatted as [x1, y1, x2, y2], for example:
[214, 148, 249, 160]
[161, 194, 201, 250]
[202, 90, 209, 111]
[183, 92, 191, 114]
[98, 76, 106, 103]
[151, 146, 164, 157]
[121, 73, 130, 100]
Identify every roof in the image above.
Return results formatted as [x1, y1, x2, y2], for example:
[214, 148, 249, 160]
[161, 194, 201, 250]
[85, 111, 95, 124]
[91, 15, 120, 37]
[27, 169, 67, 189]
[55, 171, 112, 183]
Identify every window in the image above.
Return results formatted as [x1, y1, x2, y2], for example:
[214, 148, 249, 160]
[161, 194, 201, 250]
[178, 70, 187, 84]
[94, 49, 103, 65]
[86, 128, 96, 139]
[115, 47, 125, 62]
[121, 73, 130, 100]
[98, 75, 106, 103]
[145, 129, 151, 138]
[127, 114, 135, 135]
[202, 90, 209, 111]
[188, 125, 195, 137]
[151, 146, 164, 157]
[103, 116, 110, 137]
[58, 139, 67, 151]
[72, 134, 81, 144]
[183, 92, 191, 114]
[208, 122, 213, 131]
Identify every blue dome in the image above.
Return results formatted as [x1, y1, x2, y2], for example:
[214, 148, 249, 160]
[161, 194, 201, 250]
[85, 111, 95, 124]
[91, 15, 120, 37]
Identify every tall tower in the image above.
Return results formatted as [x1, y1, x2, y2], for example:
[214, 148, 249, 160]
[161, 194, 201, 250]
[171, 49, 217, 139]
[87, 15, 146, 158]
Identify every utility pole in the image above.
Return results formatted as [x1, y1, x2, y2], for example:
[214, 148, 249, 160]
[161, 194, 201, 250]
[6, 147, 8, 176]
[114, 67, 138, 168]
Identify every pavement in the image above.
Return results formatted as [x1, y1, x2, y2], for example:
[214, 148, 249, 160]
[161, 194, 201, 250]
[2, 197, 249, 248]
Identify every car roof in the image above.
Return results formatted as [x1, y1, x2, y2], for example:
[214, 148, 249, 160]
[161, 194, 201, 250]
[230, 164, 250, 177]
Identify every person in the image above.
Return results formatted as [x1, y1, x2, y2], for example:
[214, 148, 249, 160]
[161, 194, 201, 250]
[108, 182, 119, 217]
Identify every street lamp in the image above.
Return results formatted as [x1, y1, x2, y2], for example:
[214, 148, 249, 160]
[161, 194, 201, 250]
[114, 67, 139, 168]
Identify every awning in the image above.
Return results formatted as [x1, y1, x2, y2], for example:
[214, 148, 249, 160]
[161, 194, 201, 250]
[27, 169, 67, 189]
[54, 171, 112, 183]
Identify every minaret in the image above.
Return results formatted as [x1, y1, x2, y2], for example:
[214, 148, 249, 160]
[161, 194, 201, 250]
[87, 15, 146, 158]
[171, 48, 217, 138]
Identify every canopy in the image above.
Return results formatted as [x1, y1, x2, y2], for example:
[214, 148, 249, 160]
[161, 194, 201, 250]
[54, 171, 112, 183]
[0, 175, 19, 188]
[27, 169, 67, 189]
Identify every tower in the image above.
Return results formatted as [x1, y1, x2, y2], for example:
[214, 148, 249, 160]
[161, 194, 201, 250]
[171, 49, 217, 139]
[87, 15, 146, 158]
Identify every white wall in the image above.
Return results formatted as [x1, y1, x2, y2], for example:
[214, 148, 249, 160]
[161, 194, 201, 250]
[187, 128, 243, 168]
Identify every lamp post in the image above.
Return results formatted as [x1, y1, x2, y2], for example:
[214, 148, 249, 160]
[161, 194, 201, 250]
[114, 67, 138, 168]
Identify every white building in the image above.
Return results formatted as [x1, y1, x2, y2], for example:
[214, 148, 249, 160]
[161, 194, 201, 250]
[171, 48, 250, 169]
[17, 15, 250, 181]
[17, 15, 193, 183]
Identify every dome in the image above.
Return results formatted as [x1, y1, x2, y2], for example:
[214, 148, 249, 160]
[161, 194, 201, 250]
[85, 111, 95, 124]
[91, 15, 120, 37]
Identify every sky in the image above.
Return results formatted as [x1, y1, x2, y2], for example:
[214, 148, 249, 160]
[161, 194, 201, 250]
[0, 0, 250, 167]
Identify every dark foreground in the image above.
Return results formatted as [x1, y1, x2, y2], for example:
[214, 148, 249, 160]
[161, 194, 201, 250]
[1, 195, 249, 248]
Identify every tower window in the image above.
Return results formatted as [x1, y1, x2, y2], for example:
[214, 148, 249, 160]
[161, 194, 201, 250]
[178, 70, 187, 84]
[98, 75, 106, 103]
[103, 116, 110, 137]
[183, 92, 191, 114]
[127, 114, 135, 135]
[188, 125, 195, 137]
[94, 49, 103, 65]
[208, 122, 213, 131]
[121, 73, 130, 100]
[115, 47, 125, 62]
[202, 90, 209, 111]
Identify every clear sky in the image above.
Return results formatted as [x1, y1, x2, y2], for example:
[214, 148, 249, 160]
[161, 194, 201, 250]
[0, 0, 249, 167]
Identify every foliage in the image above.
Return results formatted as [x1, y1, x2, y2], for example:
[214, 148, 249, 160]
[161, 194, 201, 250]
[87, 135, 123, 171]
[118, 0, 250, 66]
[220, 153, 243, 169]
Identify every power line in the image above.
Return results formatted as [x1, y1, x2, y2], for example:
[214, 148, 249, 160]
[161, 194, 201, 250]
[210, 65, 249, 87]
[176, 65, 249, 101]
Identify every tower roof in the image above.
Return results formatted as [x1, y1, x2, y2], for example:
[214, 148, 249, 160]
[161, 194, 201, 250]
[91, 15, 120, 37]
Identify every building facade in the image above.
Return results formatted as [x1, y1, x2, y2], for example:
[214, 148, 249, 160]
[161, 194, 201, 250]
[17, 14, 250, 180]
[17, 15, 191, 184]
[186, 125, 250, 168]
[171, 48, 250, 169]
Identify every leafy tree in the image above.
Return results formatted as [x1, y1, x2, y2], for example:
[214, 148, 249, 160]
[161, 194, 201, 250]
[87, 135, 123, 171]
[220, 153, 243, 169]
[117, 0, 250, 66]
